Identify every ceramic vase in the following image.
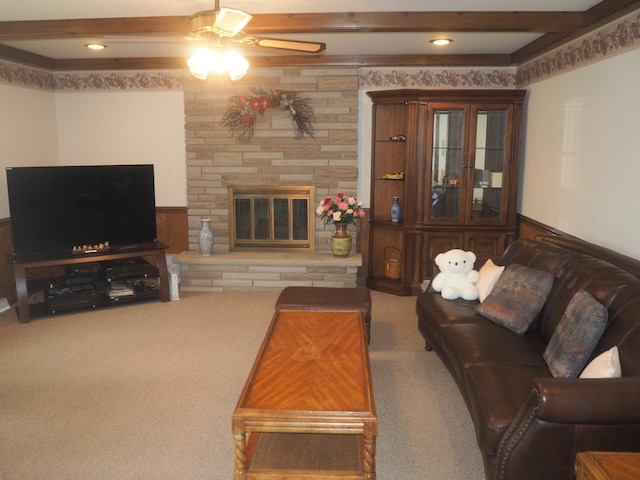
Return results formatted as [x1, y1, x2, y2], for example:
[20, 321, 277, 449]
[330, 223, 352, 257]
[198, 218, 213, 255]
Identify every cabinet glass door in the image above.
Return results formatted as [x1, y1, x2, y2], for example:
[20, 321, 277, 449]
[430, 108, 465, 221]
[469, 107, 510, 223]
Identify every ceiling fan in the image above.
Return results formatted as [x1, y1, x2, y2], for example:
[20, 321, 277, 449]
[189, 0, 326, 54]
[186, 0, 325, 80]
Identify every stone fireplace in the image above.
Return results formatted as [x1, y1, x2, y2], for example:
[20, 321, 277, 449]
[173, 67, 363, 291]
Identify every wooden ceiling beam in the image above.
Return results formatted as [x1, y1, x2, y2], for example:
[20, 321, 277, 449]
[0, 17, 192, 41]
[0, 44, 56, 69]
[48, 54, 513, 71]
[245, 12, 584, 34]
[0, 11, 584, 41]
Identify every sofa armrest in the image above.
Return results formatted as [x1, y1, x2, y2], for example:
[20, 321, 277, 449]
[534, 377, 640, 424]
[495, 377, 640, 480]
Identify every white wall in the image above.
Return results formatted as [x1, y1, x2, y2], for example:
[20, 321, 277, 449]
[55, 91, 187, 207]
[521, 48, 640, 259]
[0, 85, 59, 217]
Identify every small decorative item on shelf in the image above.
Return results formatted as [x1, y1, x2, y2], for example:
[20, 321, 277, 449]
[390, 196, 401, 223]
[389, 134, 406, 142]
[72, 241, 110, 254]
[198, 218, 214, 256]
[382, 172, 405, 180]
[316, 193, 365, 257]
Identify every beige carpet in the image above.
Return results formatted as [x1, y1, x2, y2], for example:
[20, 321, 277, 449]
[0, 290, 485, 480]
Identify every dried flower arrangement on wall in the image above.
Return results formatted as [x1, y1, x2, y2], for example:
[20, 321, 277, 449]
[222, 88, 314, 142]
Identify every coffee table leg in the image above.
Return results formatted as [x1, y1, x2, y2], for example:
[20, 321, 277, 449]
[363, 423, 377, 479]
[232, 420, 247, 479]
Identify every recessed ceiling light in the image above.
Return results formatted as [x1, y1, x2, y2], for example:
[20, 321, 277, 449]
[430, 38, 453, 46]
[84, 43, 107, 50]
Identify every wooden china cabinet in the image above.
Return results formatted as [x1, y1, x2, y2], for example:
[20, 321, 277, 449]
[366, 89, 526, 295]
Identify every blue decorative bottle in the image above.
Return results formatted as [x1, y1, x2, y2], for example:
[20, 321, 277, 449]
[391, 196, 401, 223]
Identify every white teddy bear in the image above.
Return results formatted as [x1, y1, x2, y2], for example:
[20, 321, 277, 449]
[432, 249, 480, 301]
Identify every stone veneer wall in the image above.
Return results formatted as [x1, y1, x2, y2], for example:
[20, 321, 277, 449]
[183, 67, 360, 255]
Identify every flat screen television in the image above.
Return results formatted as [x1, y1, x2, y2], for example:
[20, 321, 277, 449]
[6, 164, 157, 256]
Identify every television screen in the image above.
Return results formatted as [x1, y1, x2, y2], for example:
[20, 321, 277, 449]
[6, 164, 157, 255]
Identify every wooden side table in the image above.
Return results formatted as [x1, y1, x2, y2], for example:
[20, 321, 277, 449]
[575, 452, 640, 480]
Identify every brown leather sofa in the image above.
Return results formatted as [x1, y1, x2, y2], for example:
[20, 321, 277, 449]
[416, 235, 640, 480]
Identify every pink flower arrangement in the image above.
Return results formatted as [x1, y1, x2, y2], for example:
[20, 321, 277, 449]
[316, 193, 366, 226]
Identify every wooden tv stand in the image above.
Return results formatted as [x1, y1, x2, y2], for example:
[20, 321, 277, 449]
[9, 241, 171, 323]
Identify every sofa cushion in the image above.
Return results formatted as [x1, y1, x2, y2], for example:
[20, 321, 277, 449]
[476, 264, 554, 334]
[438, 321, 548, 382]
[543, 290, 608, 378]
[579, 346, 621, 379]
[475, 259, 505, 303]
[417, 292, 479, 350]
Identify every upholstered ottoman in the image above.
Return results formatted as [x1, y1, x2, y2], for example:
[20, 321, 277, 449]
[275, 286, 372, 344]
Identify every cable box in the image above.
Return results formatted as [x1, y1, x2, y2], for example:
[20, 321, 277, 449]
[46, 286, 100, 314]
[103, 258, 152, 280]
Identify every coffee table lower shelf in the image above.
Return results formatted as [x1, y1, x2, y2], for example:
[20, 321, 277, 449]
[246, 432, 365, 479]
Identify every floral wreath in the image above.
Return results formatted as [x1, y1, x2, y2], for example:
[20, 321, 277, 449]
[222, 88, 314, 142]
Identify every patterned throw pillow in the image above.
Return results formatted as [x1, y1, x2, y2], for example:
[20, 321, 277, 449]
[543, 290, 609, 378]
[476, 263, 554, 334]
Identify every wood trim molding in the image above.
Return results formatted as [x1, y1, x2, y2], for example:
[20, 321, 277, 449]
[516, 214, 578, 241]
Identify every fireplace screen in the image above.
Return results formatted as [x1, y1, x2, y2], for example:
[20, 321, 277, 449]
[229, 186, 314, 251]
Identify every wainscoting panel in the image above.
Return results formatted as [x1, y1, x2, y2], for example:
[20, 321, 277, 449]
[156, 206, 188, 254]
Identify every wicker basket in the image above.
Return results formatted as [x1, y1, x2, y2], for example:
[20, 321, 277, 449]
[384, 247, 402, 280]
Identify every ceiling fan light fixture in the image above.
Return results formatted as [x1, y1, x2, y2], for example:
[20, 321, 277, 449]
[188, 45, 249, 81]
[225, 49, 250, 81]
[430, 38, 453, 46]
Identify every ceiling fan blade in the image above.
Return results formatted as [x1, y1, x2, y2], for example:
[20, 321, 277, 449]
[238, 36, 326, 53]
[213, 7, 253, 37]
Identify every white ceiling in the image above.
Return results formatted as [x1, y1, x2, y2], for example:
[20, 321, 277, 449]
[0, 0, 607, 62]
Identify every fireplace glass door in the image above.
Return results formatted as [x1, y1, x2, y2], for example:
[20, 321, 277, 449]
[230, 186, 314, 251]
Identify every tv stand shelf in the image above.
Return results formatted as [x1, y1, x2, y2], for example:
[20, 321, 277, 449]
[9, 241, 170, 323]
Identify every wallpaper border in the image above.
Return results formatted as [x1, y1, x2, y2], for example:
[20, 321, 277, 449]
[0, 63, 183, 92]
[517, 9, 640, 87]
[358, 67, 516, 89]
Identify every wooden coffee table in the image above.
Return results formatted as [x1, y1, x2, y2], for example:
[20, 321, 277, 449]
[232, 310, 377, 479]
